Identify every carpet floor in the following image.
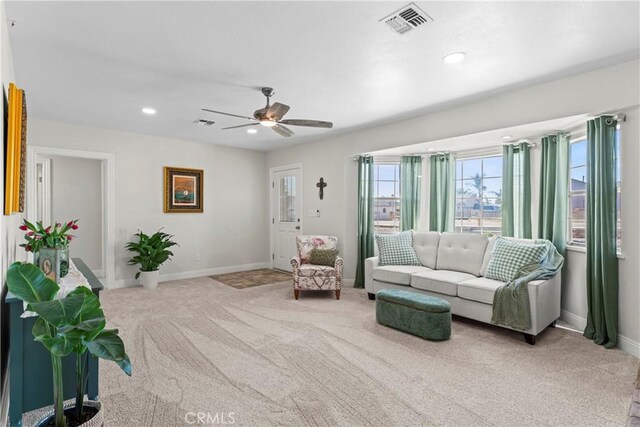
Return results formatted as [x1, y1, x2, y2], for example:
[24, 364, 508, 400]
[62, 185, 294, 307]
[95, 277, 638, 426]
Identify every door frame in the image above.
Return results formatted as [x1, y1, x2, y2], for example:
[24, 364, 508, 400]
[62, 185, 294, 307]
[269, 163, 303, 269]
[26, 146, 116, 289]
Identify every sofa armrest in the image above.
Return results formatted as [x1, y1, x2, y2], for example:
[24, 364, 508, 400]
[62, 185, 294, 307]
[364, 257, 379, 293]
[291, 256, 301, 272]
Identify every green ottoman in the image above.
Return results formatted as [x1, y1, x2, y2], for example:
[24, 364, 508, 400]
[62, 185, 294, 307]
[376, 289, 451, 341]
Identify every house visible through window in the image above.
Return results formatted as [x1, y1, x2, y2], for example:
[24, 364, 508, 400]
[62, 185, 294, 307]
[373, 163, 400, 234]
[454, 155, 503, 235]
[568, 129, 621, 251]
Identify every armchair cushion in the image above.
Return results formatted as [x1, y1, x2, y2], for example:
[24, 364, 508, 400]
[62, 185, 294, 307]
[309, 248, 339, 266]
[296, 235, 338, 264]
[298, 264, 336, 277]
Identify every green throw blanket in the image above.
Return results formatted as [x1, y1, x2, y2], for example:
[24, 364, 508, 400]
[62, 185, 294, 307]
[491, 240, 564, 331]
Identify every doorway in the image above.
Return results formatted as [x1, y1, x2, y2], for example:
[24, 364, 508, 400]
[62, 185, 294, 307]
[270, 164, 302, 272]
[27, 146, 115, 288]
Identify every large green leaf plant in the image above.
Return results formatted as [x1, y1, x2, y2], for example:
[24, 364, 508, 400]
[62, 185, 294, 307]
[125, 229, 178, 279]
[7, 262, 131, 427]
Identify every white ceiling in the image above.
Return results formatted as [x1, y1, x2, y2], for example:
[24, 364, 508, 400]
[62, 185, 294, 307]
[5, 1, 639, 151]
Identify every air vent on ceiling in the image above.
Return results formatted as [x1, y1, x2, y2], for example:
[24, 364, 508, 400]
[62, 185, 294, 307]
[380, 3, 433, 35]
[193, 119, 215, 127]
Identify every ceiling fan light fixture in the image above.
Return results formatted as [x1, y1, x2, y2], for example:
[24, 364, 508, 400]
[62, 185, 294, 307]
[247, 128, 257, 134]
[141, 107, 157, 115]
[260, 119, 277, 127]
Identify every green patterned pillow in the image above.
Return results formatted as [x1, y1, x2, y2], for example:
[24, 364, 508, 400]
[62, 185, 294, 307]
[309, 248, 339, 266]
[485, 238, 548, 282]
[376, 231, 421, 266]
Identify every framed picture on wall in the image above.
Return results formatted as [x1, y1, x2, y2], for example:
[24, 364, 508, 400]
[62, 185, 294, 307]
[4, 83, 26, 216]
[163, 166, 203, 213]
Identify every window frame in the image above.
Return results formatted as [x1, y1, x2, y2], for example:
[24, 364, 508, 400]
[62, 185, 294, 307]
[566, 127, 622, 254]
[567, 138, 587, 247]
[372, 160, 401, 234]
[454, 154, 503, 235]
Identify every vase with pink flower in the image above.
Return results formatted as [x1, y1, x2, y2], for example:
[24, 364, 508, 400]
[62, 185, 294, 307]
[19, 219, 78, 282]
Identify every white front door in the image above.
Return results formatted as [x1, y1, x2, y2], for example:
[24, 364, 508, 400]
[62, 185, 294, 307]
[272, 167, 302, 272]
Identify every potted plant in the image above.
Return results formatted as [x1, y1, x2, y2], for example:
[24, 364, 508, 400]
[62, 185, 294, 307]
[6, 262, 131, 427]
[19, 219, 79, 282]
[125, 229, 178, 289]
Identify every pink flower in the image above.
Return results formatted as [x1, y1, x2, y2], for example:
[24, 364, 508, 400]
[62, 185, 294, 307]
[72, 224, 79, 230]
[45, 226, 51, 233]
[25, 245, 32, 252]
[19, 225, 28, 231]
[56, 223, 61, 228]
[67, 236, 73, 241]
[66, 221, 74, 227]
[27, 231, 34, 236]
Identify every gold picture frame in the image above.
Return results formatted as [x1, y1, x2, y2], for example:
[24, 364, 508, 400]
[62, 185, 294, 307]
[163, 167, 203, 213]
[4, 83, 26, 216]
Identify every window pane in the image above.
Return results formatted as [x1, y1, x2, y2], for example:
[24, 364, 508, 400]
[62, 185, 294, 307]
[378, 181, 396, 197]
[483, 156, 502, 178]
[377, 165, 396, 180]
[462, 159, 482, 180]
[570, 166, 587, 190]
[456, 161, 462, 180]
[462, 179, 482, 199]
[279, 175, 296, 222]
[570, 140, 587, 167]
[483, 178, 501, 199]
[456, 179, 465, 197]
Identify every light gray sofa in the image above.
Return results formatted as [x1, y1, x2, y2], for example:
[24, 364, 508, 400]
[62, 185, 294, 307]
[365, 232, 561, 344]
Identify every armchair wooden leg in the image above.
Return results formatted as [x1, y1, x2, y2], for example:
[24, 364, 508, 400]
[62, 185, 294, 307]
[294, 289, 300, 300]
[335, 289, 341, 300]
[367, 293, 376, 300]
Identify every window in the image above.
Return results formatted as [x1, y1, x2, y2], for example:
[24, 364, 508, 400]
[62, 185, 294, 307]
[373, 163, 400, 234]
[568, 129, 621, 251]
[454, 155, 502, 235]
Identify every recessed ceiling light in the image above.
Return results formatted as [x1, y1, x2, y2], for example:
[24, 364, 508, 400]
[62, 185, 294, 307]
[502, 135, 512, 140]
[427, 148, 435, 151]
[442, 52, 465, 64]
[247, 128, 257, 134]
[141, 107, 156, 115]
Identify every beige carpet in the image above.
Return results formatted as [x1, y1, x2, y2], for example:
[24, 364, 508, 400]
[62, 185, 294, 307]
[93, 277, 638, 426]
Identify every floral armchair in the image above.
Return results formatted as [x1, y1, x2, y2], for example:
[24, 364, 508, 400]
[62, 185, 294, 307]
[290, 235, 343, 300]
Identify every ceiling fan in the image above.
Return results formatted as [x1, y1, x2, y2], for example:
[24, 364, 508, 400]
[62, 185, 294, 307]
[202, 87, 333, 138]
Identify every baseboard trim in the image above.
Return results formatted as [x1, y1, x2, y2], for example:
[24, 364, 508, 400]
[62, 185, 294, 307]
[343, 278, 355, 288]
[561, 309, 639, 358]
[113, 262, 272, 289]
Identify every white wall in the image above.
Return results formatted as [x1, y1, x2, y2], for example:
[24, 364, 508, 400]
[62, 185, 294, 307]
[48, 155, 103, 272]
[0, 0, 23, 419]
[267, 60, 640, 354]
[28, 119, 270, 287]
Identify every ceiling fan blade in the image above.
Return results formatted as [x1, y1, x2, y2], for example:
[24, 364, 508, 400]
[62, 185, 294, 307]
[272, 124, 295, 138]
[222, 123, 260, 130]
[279, 119, 333, 129]
[266, 102, 290, 121]
[202, 109, 257, 121]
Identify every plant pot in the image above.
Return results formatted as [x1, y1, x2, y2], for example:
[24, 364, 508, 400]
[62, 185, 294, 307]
[140, 270, 159, 289]
[34, 247, 70, 283]
[35, 401, 103, 427]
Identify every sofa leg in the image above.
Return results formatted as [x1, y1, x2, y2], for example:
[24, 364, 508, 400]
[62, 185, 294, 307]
[294, 289, 300, 300]
[367, 292, 376, 301]
[523, 333, 536, 345]
[335, 289, 341, 300]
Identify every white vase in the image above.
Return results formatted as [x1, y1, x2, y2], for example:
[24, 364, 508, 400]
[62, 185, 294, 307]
[140, 270, 159, 289]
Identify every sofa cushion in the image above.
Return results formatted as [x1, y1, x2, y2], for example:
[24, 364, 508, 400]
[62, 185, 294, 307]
[436, 233, 489, 276]
[373, 265, 432, 285]
[412, 231, 440, 268]
[485, 238, 548, 282]
[458, 277, 505, 304]
[410, 270, 476, 296]
[375, 231, 421, 266]
[480, 237, 538, 276]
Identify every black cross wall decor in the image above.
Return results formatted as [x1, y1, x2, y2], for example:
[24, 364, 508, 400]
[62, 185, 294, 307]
[316, 177, 327, 200]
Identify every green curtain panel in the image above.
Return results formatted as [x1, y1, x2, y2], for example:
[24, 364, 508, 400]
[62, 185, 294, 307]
[502, 143, 532, 238]
[354, 156, 374, 289]
[538, 133, 570, 252]
[400, 156, 422, 231]
[584, 116, 619, 349]
[429, 153, 455, 232]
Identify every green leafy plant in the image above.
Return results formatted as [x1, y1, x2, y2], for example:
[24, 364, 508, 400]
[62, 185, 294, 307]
[19, 219, 79, 253]
[125, 229, 178, 279]
[6, 262, 131, 427]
